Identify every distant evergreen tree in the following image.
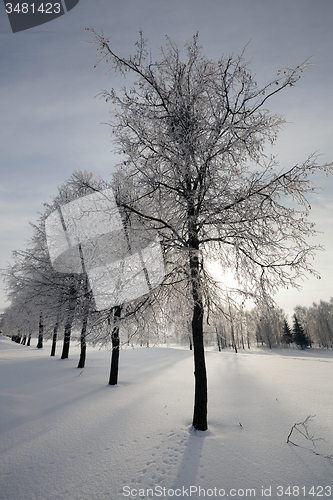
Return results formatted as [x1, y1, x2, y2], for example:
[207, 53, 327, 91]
[292, 314, 310, 349]
[282, 319, 293, 345]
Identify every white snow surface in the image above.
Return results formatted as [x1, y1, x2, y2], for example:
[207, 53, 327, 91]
[0, 338, 332, 500]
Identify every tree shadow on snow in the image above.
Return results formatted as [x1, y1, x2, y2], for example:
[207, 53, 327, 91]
[171, 426, 207, 490]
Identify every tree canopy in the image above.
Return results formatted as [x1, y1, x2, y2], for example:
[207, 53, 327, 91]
[87, 30, 332, 429]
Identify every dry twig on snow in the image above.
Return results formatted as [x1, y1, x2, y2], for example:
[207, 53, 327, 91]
[287, 415, 332, 459]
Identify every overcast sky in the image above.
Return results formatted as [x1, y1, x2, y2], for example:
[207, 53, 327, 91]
[1, 0, 332, 318]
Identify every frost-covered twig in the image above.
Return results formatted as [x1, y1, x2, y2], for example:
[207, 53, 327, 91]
[287, 415, 332, 459]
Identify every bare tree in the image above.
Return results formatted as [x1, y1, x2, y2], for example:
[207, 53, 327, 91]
[108, 305, 122, 385]
[300, 300, 333, 348]
[251, 304, 285, 349]
[44, 171, 109, 361]
[2, 171, 107, 361]
[87, 30, 332, 430]
[2, 227, 69, 349]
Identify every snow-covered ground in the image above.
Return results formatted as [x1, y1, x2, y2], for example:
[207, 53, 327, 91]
[0, 337, 332, 500]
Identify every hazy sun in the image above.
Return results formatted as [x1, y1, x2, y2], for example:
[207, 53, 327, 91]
[206, 261, 239, 290]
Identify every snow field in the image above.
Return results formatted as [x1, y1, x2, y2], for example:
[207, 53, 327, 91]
[0, 338, 332, 500]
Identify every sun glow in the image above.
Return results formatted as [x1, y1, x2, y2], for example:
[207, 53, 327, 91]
[206, 261, 256, 311]
[206, 262, 240, 291]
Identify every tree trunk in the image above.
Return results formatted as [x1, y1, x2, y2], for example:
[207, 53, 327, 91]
[77, 307, 89, 369]
[228, 302, 237, 353]
[61, 277, 77, 359]
[246, 316, 250, 349]
[50, 322, 58, 357]
[77, 248, 90, 369]
[61, 319, 73, 359]
[37, 313, 43, 349]
[240, 322, 245, 349]
[191, 298, 207, 431]
[21, 335, 26, 345]
[27, 334, 31, 346]
[189, 231, 208, 431]
[109, 305, 122, 385]
[217, 332, 221, 352]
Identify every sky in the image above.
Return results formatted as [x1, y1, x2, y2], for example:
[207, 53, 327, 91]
[1, 0, 332, 318]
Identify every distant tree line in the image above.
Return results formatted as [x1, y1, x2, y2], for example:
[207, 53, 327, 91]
[205, 299, 333, 351]
[3, 274, 332, 355]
